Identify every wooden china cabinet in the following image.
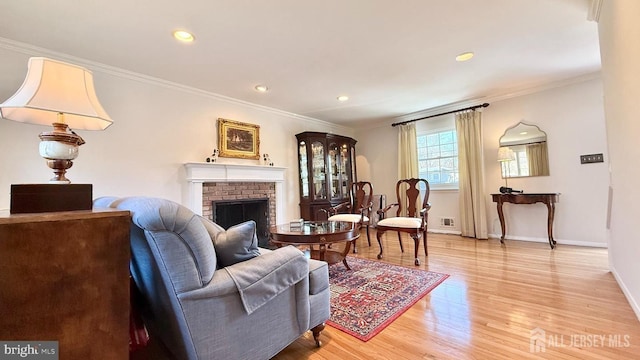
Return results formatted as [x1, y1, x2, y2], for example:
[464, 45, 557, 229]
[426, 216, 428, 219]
[296, 132, 357, 220]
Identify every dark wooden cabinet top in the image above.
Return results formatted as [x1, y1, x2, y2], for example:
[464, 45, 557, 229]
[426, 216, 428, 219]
[491, 193, 560, 204]
[0, 208, 130, 224]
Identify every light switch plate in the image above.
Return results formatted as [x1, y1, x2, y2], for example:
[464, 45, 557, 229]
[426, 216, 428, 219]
[580, 153, 604, 164]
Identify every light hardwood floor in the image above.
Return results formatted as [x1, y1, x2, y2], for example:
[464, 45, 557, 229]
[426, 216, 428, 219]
[273, 231, 640, 360]
[132, 230, 640, 359]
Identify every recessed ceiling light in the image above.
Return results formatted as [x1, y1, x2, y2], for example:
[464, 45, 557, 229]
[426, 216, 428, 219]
[455, 52, 474, 62]
[337, 95, 349, 102]
[254, 85, 268, 92]
[173, 30, 195, 43]
[519, 131, 528, 135]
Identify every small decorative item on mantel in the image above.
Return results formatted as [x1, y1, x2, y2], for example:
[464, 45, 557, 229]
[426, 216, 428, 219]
[206, 149, 219, 163]
[262, 153, 274, 166]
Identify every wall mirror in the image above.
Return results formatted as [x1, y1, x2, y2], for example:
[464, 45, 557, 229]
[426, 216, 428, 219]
[498, 122, 549, 178]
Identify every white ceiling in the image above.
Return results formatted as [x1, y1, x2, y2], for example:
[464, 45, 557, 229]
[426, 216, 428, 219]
[0, 0, 600, 127]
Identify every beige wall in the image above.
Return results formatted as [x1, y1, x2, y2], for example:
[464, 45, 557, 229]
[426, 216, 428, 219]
[598, 0, 640, 319]
[482, 78, 608, 246]
[358, 77, 609, 247]
[0, 44, 353, 223]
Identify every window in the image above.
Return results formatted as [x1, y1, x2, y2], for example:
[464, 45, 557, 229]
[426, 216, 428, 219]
[417, 129, 458, 188]
[501, 145, 529, 177]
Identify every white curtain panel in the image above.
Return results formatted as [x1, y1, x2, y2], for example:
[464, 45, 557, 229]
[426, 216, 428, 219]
[526, 142, 549, 176]
[398, 123, 418, 180]
[397, 123, 418, 216]
[455, 111, 488, 239]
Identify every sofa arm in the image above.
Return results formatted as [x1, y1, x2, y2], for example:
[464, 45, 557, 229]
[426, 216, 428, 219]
[308, 258, 329, 295]
[179, 246, 308, 314]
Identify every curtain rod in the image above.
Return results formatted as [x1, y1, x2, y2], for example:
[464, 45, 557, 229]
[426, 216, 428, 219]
[391, 102, 490, 127]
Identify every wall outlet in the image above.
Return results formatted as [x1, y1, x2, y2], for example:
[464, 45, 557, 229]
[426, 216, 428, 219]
[580, 153, 604, 164]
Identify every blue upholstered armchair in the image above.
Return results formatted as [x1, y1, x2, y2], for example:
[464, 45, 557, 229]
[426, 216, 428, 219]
[94, 196, 330, 360]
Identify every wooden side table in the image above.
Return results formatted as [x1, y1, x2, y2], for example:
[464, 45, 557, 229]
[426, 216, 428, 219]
[491, 193, 560, 249]
[0, 209, 131, 359]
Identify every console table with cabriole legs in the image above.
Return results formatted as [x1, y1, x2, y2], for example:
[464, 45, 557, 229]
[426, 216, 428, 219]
[491, 193, 560, 249]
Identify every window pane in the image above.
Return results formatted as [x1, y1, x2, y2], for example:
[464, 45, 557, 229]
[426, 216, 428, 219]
[418, 128, 459, 187]
[439, 131, 454, 144]
[426, 133, 439, 145]
[419, 159, 428, 172]
[440, 157, 455, 171]
[442, 172, 456, 184]
[427, 159, 440, 171]
[427, 172, 441, 183]
[440, 143, 455, 157]
[427, 145, 440, 158]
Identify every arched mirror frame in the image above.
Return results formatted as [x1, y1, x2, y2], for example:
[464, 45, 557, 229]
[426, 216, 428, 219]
[498, 122, 550, 178]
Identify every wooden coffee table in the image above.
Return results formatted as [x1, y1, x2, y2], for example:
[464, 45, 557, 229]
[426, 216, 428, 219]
[269, 221, 359, 270]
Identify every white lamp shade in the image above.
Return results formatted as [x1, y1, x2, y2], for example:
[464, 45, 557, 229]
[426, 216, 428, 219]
[0, 57, 113, 130]
[497, 147, 515, 162]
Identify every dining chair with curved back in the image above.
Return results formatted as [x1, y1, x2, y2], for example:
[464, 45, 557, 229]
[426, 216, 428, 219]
[322, 181, 374, 253]
[376, 178, 431, 265]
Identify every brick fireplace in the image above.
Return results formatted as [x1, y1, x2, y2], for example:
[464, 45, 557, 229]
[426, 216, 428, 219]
[183, 162, 286, 225]
[203, 182, 275, 219]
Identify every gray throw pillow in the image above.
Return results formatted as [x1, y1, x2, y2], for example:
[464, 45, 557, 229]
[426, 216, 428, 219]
[213, 220, 260, 267]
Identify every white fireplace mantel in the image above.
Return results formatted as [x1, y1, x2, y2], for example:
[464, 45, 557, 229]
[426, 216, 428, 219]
[183, 162, 286, 221]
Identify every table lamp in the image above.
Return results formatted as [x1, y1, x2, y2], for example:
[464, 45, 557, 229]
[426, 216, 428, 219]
[0, 57, 113, 184]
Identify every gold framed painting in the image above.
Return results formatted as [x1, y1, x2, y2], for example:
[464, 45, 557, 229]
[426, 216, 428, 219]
[217, 118, 260, 160]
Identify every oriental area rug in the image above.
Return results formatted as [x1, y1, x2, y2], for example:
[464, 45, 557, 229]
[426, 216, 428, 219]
[327, 257, 449, 342]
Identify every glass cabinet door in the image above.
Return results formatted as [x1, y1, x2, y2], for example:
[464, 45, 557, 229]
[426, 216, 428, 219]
[299, 141, 309, 198]
[311, 141, 326, 199]
[340, 143, 351, 197]
[328, 143, 340, 199]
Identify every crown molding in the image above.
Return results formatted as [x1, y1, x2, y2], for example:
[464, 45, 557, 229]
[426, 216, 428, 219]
[0, 37, 352, 133]
[587, 0, 603, 22]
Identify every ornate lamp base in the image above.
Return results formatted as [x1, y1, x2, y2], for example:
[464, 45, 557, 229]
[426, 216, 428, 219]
[46, 159, 74, 184]
[38, 122, 84, 184]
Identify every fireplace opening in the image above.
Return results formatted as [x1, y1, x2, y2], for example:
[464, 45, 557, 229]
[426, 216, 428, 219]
[212, 198, 271, 248]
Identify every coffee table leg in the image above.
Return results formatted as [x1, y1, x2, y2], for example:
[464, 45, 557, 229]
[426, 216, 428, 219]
[341, 241, 352, 270]
[318, 244, 326, 262]
[376, 229, 384, 259]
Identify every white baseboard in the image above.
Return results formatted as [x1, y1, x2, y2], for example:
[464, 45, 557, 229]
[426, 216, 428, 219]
[610, 264, 640, 322]
[487, 233, 608, 248]
[428, 229, 462, 235]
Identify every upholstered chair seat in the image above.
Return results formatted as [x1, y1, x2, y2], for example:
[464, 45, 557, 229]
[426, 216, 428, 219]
[376, 216, 422, 228]
[328, 213, 370, 223]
